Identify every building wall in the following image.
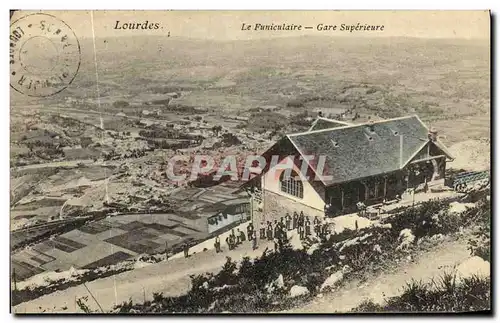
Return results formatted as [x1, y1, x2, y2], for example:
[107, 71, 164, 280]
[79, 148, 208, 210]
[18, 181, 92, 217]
[207, 212, 249, 233]
[255, 190, 324, 228]
[206, 203, 250, 233]
[256, 156, 326, 227]
[261, 157, 325, 206]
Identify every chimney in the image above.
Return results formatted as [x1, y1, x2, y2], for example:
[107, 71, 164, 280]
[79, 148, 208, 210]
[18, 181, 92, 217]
[428, 127, 438, 142]
[318, 111, 323, 118]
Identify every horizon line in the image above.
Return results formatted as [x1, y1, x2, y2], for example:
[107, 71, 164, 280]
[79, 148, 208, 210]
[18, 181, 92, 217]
[76, 34, 490, 41]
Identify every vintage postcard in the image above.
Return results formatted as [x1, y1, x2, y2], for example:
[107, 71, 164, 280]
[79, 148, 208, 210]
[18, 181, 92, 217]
[10, 10, 491, 314]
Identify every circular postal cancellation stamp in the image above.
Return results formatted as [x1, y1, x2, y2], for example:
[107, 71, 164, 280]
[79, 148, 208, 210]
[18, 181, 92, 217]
[10, 13, 81, 97]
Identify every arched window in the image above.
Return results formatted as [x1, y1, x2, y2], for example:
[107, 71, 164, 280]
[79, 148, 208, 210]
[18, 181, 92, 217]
[280, 170, 304, 199]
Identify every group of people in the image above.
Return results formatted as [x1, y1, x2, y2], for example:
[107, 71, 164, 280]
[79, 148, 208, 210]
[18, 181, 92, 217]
[260, 211, 332, 241]
[214, 222, 259, 253]
[209, 211, 333, 256]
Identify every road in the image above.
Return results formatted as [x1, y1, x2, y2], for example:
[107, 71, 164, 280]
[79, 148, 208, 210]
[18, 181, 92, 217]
[12, 159, 97, 171]
[13, 239, 275, 313]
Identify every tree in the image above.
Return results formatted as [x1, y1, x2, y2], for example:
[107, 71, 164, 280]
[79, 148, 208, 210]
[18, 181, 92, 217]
[80, 137, 93, 148]
[113, 100, 130, 109]
[212, 125, 222, 137]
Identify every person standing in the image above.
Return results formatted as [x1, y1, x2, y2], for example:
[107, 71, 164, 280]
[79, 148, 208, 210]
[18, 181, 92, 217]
[183, 243, 189, 258]
[252, 233, 258, 250]
[229, 233, 236, 250]
[239, 229, 246, 244]
[236, 229, 242, 245]
[356, 201, 366, 217]
[260, 221, 266, 239]
[279, 217, 286, 236]
[305, 218, 311, 237]
[326, 203, 333, 217]
[279, 224, 287, 245]
[247, 222, 254, 241]
[299, 223, 305, 240]
[214, 236, 221, 253]
[299, 211, 305, 228]
[267, 221, 273, 241]
[313, 216, 321, 237]
[285, 213, 292, 231]
[273, 220, 280, 240]
[293, 212, 298, 230]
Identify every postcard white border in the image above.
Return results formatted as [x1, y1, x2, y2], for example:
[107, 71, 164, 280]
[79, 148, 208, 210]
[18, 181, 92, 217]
[1, 1, 497, 322]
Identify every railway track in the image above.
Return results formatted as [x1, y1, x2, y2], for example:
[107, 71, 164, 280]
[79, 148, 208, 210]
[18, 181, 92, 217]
[445, 169, 490, 192]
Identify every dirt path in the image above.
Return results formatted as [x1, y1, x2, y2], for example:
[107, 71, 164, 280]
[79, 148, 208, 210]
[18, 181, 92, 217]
[283, 237, 471, 313]
[13, 240, 274, 313]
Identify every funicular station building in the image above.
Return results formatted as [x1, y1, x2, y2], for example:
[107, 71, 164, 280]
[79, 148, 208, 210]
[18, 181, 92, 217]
[240, 115, 454, 226]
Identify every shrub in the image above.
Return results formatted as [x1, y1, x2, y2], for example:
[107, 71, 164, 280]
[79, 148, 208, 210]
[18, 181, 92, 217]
[387, 199, 458, 239]
[112, 100, 130, 109]
[286, 98, 305, 108]
[353, 274, 491, 313]
[467, 197, 491, 261]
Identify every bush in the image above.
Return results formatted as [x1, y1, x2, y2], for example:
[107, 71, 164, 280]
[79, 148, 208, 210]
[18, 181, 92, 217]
[388, 199, 458, 239]
[286, 98, 305, 108]
[112, 100, 130, 109]
[246, 112, 288, 133]
[353, 274, 491, 313]
[220, 133, 241, 147]
[467, 197, 491, 261]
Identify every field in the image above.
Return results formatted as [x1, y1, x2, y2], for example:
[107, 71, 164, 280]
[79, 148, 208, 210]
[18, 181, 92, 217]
[11, 212, 204, 281]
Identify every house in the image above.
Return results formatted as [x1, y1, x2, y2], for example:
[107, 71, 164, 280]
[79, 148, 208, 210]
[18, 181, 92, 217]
[240, 115, 454, 225]
[197, 197, 251, 234]
[172, 183, 251, 234]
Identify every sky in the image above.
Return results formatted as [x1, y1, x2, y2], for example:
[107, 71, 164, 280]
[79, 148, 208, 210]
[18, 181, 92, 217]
[11, 10, 490, 41]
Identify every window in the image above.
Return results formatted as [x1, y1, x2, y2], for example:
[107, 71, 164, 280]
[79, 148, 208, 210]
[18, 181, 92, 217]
[280, 170, 304, 199]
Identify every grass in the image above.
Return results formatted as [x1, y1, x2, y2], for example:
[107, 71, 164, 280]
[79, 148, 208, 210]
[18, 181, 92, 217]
[467, 198, 491, 261]
[353, 274, 490, 313]
[387, 199, 460, 240]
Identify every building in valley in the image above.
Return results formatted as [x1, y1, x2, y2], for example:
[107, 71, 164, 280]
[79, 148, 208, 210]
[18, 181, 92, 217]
[240, 115, 454, 225]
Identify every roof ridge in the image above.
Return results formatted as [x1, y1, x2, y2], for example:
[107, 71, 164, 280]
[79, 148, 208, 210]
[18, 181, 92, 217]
[413, 114, 455, 160]
[316, 116, 352, 125]
[307, 118, 320, 132]
[289, 115, 418, 137]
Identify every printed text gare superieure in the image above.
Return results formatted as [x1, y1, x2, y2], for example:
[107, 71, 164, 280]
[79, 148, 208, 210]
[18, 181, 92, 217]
[241, 23, 385, 32]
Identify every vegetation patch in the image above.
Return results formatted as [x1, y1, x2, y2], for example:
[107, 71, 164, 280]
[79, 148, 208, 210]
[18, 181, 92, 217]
[353, 274, 490, 313]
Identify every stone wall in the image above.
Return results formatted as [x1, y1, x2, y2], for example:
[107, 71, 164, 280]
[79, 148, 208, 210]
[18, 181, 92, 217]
[253, 189, 324, 229]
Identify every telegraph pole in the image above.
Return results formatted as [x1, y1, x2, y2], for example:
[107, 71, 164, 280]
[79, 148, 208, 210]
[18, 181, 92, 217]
[250, 194, 254, 223]
[12, 268, 17, 291]
[399, 134, 403, 168]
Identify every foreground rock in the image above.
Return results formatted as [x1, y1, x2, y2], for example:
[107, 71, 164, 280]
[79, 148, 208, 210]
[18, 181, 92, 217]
[289, 285, 309, 298]
[455, 256, 490, 283]
[320, 265, 351, 292]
